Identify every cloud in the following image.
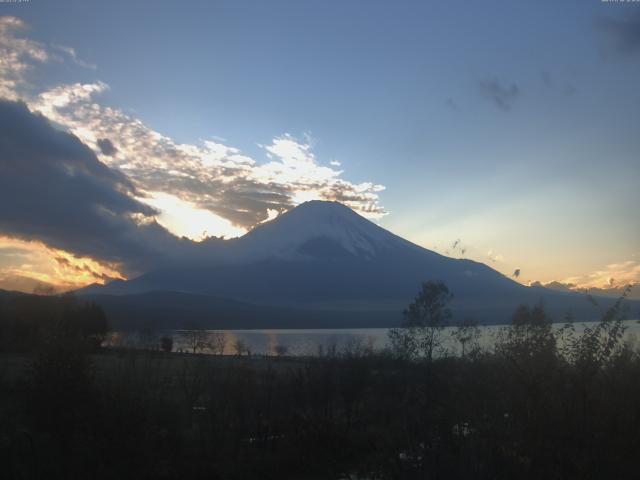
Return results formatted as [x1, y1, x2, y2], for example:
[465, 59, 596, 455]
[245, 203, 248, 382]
[0, 245, 32, 258]
[478, 78, 520, 112]
[0, 99, 186, 275]
[529, 280, 575, 292]
[531, 279, 640, 301]
[259, 208, 281, 224]
[97, 138, 117, 156]
[530, 260, 640, 300]
[0, 236, 126, 292]
[561, 260, 640, 290]
[0, 16, 50, 100]
[0, 242, 36, 271]
[0, 16, 386, 234]
[51, 43, 97, 70]
[28, 83, 386, 229]
[0, 272, 58, 295]
[0, 17, 97, 100]
[486, 249, 504, 263]
[539, 68, 577, 97]
[445, 97, 459, 111]
[141, 191, 248, 240]
[596, 11, 640, 57]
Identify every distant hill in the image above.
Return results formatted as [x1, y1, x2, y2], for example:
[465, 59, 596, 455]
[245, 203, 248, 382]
[531, 280, 640, 301]
[78, 201, 638, 327]
[0, 274, 59, 295]
[80, 291, 402, 331]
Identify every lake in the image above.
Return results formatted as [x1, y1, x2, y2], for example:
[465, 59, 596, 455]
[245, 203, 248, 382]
[107, 319, 640, 357]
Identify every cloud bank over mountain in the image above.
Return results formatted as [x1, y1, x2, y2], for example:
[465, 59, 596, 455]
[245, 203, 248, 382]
[0, 15, 387, 288]
[30, 81, 386, 229]
[0, 16, 386, 231]
[0, 100, 186, 275]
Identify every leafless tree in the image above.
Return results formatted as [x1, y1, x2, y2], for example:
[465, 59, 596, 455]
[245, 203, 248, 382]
[234, 339, 247, 356]
[210, 332, 227, 355]
[185, 330, 210, 355]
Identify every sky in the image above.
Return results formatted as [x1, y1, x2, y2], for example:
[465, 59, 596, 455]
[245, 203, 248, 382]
[0, 0, 638, 294]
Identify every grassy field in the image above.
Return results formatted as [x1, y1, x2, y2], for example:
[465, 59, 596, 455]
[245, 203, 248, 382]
[2, 334, 640, 480]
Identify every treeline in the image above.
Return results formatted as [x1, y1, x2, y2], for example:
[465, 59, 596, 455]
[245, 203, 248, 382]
[1, 285, 640, 479]
[0, 292, 108, 352]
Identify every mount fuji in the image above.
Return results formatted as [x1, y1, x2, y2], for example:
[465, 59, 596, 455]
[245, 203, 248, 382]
[79, 201, 623, 329]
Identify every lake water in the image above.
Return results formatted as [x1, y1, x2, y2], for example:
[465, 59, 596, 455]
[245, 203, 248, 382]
[107, 319, 640, 357]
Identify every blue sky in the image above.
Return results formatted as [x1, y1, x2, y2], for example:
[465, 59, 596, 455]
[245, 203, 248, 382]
[0, 0, 639, 290]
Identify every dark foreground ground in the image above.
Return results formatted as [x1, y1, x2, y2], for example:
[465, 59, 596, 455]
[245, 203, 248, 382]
[2, 330, 640, 480]
[1, 289, 639, 479]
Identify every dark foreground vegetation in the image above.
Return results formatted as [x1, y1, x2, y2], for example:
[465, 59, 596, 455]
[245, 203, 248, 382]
[1, 286, 640, 479]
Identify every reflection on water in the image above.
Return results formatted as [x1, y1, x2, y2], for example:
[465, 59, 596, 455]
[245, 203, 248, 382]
[105, 319, 640, 357]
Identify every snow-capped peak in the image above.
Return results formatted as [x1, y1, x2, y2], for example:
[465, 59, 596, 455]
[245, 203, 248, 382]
[237, 201, 404, 261]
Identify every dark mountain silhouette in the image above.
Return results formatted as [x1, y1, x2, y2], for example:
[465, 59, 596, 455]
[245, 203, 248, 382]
[78, 201, 636, 327]
[79, 291, 403, 331]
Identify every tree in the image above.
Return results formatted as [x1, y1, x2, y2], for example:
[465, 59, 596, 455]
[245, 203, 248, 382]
[451, 318, 481, 358]
[160, 335, 173, 353]
[138, 325, 157, 350]
[494, 301, 557, 386]
[273, 344, 288, 357]
[234, 338, 247, 356]
[388, 281, 453, 361]
[210, 331, 227, 355]
[184, 322, 209, 354]
[558, 286, 631, 372]
[79, 302, 109, 349]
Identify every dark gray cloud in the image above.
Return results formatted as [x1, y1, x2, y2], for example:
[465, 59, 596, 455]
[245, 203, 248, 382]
[97, 138, 117, 156]
[445, 97, 459, 111]
[202, 188, 293, 227]
[0, 100, 185, 274]
[596, 11, 640, 57]
[478, 78, 520, 112]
